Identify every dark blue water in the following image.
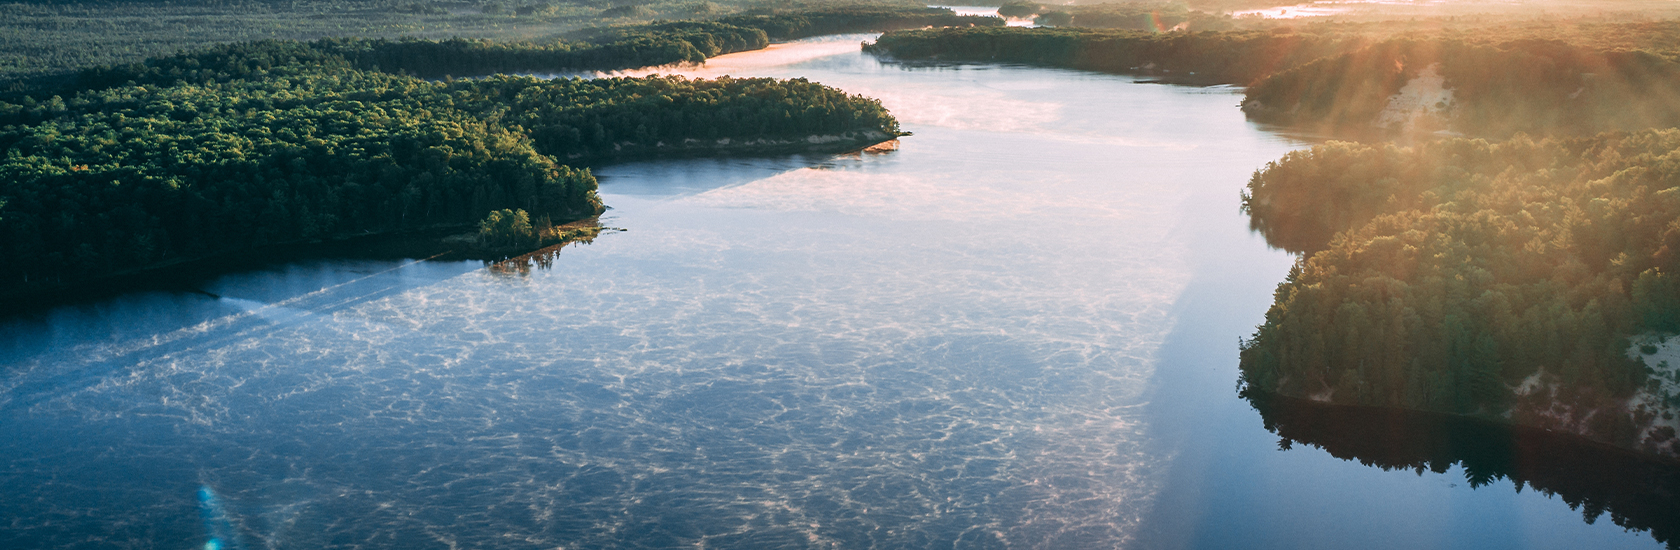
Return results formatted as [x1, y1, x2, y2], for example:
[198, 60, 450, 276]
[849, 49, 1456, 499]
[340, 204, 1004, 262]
[0, 36, 1666, 549]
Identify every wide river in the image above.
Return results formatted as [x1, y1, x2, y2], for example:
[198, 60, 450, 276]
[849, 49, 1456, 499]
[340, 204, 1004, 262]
[0, 36, 1666, 549]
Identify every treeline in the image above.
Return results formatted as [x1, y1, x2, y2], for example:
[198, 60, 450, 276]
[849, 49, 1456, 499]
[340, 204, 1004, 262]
[0, 69, 601, 286]
[1236, 131, 1680, 449]
[0, 41, 901, 293]
[865, 26, 1369, 84]
[56, 6, 999, 95]
[866, 22, 1680, 137]
[449, 74, 900, 155]
[70, 24, 765, 90]
[988, 2, 1236, 32]
[0, 1, 993, 95]
[693, 5, 1003, 40]
[0, 0, 590, 93]
[1244, 38, 1680, 136]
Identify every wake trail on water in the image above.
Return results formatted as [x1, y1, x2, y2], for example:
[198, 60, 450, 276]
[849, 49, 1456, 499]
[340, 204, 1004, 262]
[17, 255, 439, 367]
[0, 256, 444, 414]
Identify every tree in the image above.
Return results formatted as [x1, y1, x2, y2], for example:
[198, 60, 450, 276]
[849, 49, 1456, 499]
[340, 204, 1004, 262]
[478, 208, 533, 247]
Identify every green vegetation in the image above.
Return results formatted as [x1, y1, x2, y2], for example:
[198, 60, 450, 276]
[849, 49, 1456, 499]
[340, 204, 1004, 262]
[936, 1, 1238, 31]
[1244, 37, 1680, 136]
[475, 208, 601, 251]
[1033, 2, 1236, 32]
[997, 1, 1038, 18]
[868, 20, 1680, 136]
[68, 24, 769, 91]
[0, 2, 989, 303]
[479, 208, 535, 247]
[0, 0, 593, 93]
[0, 1, 995, 94]
[1237, 131, 1680, 447]
[693, 5, 1003, 40]
[0, 36, 902, 295]
[866, 26, 1367, 84]
[40, 5, 996, 97]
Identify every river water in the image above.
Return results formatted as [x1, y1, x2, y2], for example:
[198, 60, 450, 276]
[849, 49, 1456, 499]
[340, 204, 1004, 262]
[0, 36, 1666, 549]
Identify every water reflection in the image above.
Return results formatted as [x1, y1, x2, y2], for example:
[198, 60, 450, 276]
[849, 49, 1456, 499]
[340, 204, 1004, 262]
[2, 33, 1672, 550]
[1249, 393, 1680, 549]
[485, 228, 617, 278]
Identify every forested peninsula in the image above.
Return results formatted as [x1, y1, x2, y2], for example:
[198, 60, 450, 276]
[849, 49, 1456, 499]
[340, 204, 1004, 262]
[1237, 131, 1680, 459]
[0, 6, 990, 308]
[865, 19, 1680, 137]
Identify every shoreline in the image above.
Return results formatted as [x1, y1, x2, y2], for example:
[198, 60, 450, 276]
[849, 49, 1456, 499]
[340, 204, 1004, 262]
[0, 222, 592, 318]
[1246, 385, 1680, 462]
[561, 131, 900, 162]
[0, 136, 900, 318]
[1248, 391, 1680, 546]
[1246, 391, 1680, 467]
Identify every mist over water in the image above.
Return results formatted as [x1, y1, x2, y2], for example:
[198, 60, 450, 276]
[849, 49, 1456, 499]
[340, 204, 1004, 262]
[0, 37, 1666, 549]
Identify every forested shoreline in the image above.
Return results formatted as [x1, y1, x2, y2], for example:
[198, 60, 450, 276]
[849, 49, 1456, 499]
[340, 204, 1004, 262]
[851, 7, 1680, 460]
[993, 1, 1238, 32]
[1237, 131, 1680, 458]
[1242, 37, 1680, 137]
[866, 21, 1680, 137]
[0, 7, 942, 309]
[0, 0, 1000, 93]
[36, 6, 1000, 98]
[1251, 393, 1680, 546]
[872, 21, 1680, 457]
[866, 26, 1365, 86]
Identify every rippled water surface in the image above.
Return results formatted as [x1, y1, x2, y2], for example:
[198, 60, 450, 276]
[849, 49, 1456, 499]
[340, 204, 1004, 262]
[0, 36, 1666, 549]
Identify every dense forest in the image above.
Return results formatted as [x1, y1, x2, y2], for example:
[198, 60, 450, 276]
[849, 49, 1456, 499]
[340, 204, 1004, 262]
[611, 6, 1002, 42]
[984, 1, 1237, 32]
[0, 2, 992, 304]
[0, 33, 903, 298]
[0, 1, 997, 93]
[20, 6, 1001, 97]
[866, 26, 1374, 85]
[1236, 131, 1680, 453]
[66, 23, 771, 91]
[1243, 37, 1680, 136]
[867, 21, 1680, 137]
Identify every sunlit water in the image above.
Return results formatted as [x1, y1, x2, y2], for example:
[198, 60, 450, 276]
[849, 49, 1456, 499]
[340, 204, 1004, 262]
[0, 35, 1665, 549]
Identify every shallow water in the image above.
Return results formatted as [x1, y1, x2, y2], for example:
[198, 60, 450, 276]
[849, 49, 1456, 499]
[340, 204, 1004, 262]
[0, 36, 1666, 549]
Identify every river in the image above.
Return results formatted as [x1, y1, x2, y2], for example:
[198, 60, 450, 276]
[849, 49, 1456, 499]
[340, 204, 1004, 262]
[0, 35, 1666, 549]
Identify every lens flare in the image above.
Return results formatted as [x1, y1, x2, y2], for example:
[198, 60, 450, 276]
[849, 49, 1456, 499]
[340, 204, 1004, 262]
[198, 486, 240, 550]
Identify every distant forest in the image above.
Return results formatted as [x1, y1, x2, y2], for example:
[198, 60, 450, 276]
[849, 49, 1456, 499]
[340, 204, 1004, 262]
[867, 19, 1680, 137]
[0, 6, 970, 299]
[0, 0, 996, 93]
[867, 26, 1364, 87]
[993, 1, 1237, 32]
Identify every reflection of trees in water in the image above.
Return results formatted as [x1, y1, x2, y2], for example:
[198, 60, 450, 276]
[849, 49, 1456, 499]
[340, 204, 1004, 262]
[1247, 393, 1680, 549]
[485, 228, 617, 278]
